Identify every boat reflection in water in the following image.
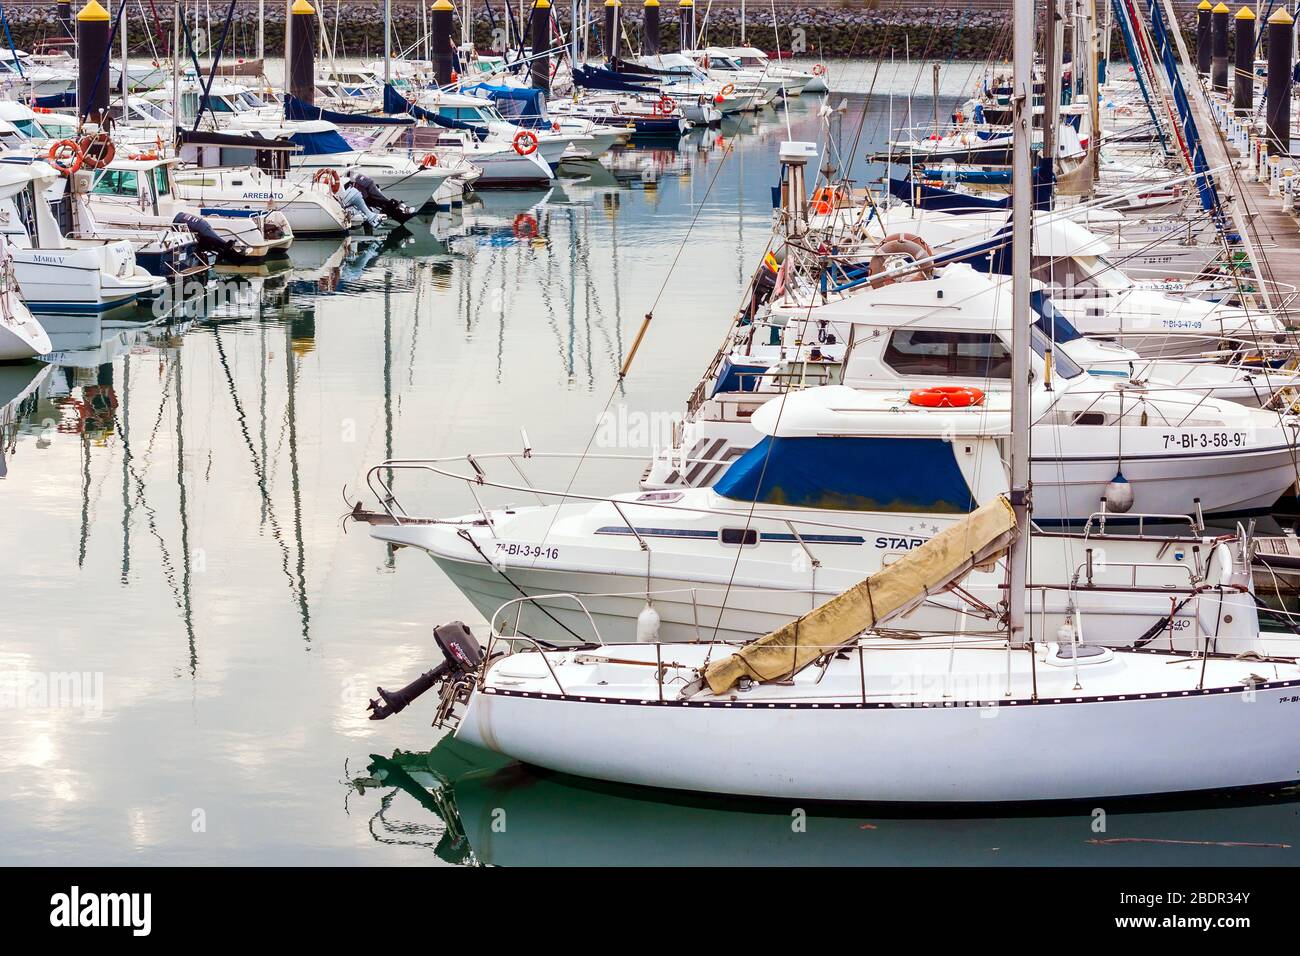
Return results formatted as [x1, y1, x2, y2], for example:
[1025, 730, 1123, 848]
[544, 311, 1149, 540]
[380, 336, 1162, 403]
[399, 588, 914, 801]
[350, 736, 1300, 867]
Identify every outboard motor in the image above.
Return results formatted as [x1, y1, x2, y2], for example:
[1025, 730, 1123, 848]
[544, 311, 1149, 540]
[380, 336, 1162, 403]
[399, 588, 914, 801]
[348, 171, 417, 224]
[366, 621, 485, 723]
[173, 212, 249, 263]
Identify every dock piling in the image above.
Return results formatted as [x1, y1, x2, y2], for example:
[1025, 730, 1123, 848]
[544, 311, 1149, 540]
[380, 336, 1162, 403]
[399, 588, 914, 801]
[1197, 0, 1212, 74]
[1211, 2, 1230, 93]
[1234, 6, 1255, 113]
[287, 0, 316, 105]
[75, 0, 111, 124]
[531, 0, 551, 92]
[643, 0, 660, 58]
[1266, 8, 1294, 155]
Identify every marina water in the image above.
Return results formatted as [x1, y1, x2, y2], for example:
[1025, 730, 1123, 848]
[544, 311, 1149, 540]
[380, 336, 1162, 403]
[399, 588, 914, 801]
[3, 62, 1298, 865]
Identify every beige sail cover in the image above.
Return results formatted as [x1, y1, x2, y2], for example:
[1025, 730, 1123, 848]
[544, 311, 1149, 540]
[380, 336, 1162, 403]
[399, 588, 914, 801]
[701, 496, 1018, 696]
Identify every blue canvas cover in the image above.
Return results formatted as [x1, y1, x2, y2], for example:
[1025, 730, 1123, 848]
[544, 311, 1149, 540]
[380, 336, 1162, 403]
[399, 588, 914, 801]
[286, 127, 355, 155]
[713, 436, 976, 513]
[464, 83, 548, 127]
[284, 92, 413, 126]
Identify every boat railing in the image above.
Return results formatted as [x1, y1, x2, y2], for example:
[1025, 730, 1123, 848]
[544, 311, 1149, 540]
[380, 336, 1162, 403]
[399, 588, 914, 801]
[364, 450, 1000, 544]
[1081, 510, 1202, 542]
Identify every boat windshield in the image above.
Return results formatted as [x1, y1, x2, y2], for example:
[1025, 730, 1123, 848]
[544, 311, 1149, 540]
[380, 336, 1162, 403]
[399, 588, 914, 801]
[133, 100, 172, 120]
[1029, 324, 1084, 378]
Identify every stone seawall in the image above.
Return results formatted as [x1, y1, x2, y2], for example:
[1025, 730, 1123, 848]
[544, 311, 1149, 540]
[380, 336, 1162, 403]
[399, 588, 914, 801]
[0, 1, 1211, 63]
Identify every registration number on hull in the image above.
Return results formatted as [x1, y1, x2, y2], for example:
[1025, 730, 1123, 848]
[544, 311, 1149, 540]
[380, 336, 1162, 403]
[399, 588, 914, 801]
[494, 542, 560, 560]
[1161, 431, 1250, 451]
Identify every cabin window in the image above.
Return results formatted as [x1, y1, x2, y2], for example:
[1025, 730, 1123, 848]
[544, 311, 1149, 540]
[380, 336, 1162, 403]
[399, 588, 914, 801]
[1030, 325, 1084, 378]
[882, 329, 1012, 379]
[153, 167, 170, 196]
[714, 436, 976, 513]
[719, 528, 759, 547]
[91, 169, 139, 197]
[1072, 412, 1106, 426]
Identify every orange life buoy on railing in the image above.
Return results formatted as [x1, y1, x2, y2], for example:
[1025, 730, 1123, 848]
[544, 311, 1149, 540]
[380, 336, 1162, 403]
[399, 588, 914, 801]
[313, 168, 341, 194]
[720, 82, 736, 97]
[868, 232, 935, 288]
[908, 386, 986, 409]
[48, 139, 83, 176]
[77, 132, 115, 170]
[512, 213, 539, 240]
[812, 63, 828, 77]
[654, 96, 677, 116]
[512, 129, 539, 156]
[420, 153, 439, 168]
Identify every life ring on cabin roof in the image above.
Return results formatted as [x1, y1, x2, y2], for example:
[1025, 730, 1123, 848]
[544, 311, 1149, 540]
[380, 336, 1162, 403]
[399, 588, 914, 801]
[313, 168, 341, 194]
[908, 385, 986, 409]
[513, 129, 539, 156]
[77, 132, 115, 170]
[868, 232, 935, 288]
[48, 139, 83, 176]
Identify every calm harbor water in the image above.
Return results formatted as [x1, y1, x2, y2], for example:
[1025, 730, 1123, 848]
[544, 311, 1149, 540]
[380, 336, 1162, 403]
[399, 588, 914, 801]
[3, 71, 1299, 866]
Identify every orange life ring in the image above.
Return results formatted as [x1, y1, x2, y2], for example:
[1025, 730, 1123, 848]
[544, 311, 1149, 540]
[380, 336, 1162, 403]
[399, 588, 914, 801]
[313, 168, 341, 194]
[512, 213, 539, 239]
[908, 386, 986, 408]
[812, 63, 827, 77]
[513, 129, 539, 156]
[77, 132, 115, 170]
[656, 95, 677, 115]
[868, 232, 935, 288]
[420, 153, 439, 168]
[48, 138, 83, 176]
[720, 83, 736, 96]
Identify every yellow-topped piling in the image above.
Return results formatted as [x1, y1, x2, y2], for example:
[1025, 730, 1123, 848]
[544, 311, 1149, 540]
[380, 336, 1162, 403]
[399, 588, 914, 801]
[76, 0, 108, 21]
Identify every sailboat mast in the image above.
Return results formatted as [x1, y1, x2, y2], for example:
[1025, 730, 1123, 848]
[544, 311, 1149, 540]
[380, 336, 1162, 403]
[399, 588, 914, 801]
[1008, 0, 1033, 647]
[571, 0, 579, 63]
[120, 0, 128, 105]
[383, 0, 390, 86]
[1042, 0, 1060, 171]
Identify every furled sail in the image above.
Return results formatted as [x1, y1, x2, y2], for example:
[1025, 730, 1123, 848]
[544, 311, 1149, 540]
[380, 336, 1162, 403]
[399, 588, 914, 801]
[700, 496, 1018, 696]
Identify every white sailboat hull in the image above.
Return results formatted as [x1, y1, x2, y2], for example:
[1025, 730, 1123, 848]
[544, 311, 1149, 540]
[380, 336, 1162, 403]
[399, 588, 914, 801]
[455, 644, 1300, 802]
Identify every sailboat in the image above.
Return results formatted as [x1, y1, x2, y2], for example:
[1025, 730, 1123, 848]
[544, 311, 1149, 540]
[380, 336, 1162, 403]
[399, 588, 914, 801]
[365, 0, 1300, 803]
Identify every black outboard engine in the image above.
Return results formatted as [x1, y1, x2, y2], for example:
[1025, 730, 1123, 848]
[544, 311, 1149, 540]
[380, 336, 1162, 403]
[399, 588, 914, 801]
[173, 212, 248, 262]
[348, 172, 417, 224]
[367, 621, 485, 721]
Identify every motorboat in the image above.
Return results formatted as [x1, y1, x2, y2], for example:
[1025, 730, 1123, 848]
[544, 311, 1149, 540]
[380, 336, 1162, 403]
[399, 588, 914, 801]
[0, 159, 167, 311]
[81, 156, 293, 263]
